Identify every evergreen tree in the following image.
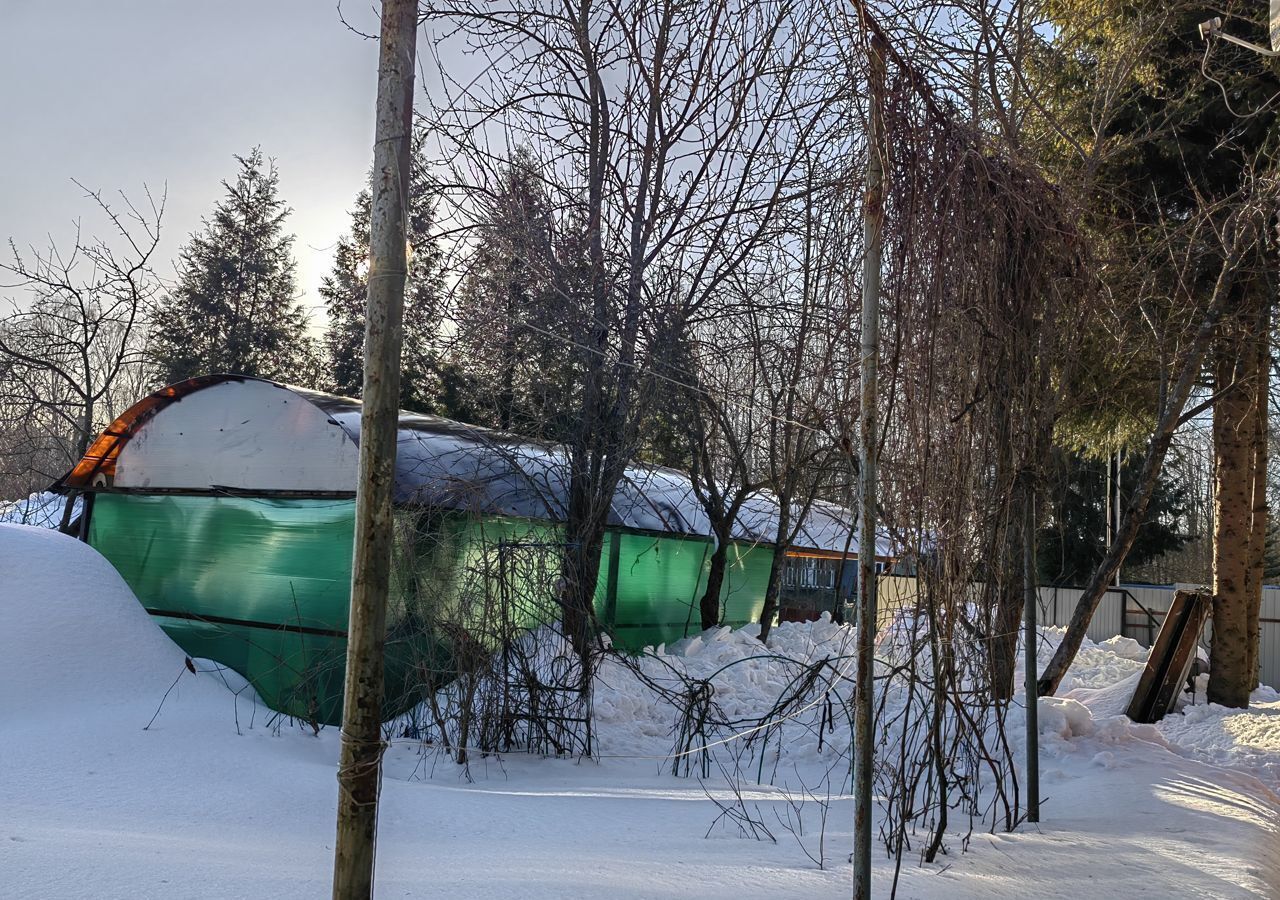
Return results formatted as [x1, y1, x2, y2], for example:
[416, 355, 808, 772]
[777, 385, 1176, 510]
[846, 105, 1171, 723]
[1038, 450, 1193, 586]
[150, 149, 313, 384]
[321, 134, 443, 412]
[1031, 1, 1279, 700]
[448, 147, 583, 438]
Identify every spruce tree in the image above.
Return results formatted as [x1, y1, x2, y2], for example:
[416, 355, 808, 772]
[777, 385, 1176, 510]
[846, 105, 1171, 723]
[150, 149, 312, 384]
[1037, 450, 1193, 587]
[1032, 0, 1279, 700]
[449, 147, 582, 438]
[321, 135, 443, 412]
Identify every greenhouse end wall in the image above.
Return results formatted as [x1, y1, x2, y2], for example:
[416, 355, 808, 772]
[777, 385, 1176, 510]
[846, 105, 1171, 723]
[89, 493, 357, 723]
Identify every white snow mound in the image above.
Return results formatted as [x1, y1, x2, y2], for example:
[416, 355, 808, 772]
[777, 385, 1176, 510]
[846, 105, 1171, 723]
[0, 523, 194, 720]
[1039, 696, 1095, 739]
[1097, 634, 1147, 661]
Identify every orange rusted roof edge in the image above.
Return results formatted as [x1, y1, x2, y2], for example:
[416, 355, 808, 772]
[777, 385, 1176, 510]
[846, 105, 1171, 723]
[52, 374, 250, 492]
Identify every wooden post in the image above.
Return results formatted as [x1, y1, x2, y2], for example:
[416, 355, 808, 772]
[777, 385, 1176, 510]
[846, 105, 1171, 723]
[853, 29, 886, 900]
[1022, 489, 1039, 822]
[332, 1, 418, 897]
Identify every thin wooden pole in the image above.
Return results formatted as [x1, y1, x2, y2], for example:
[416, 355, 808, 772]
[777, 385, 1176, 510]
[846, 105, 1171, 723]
[853, 29, 886, 900]
[332, 1, 418, 896]
[1023, 488, 1040, 822]
[1112, 451, 1121, 587]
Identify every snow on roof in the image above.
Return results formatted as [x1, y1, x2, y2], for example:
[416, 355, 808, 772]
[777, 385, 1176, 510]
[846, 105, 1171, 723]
[308, 387, 887, 554]
[60, 375, 892, 556]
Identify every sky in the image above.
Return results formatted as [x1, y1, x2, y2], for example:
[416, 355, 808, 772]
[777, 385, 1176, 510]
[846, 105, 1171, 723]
[0, 0, 388, 326]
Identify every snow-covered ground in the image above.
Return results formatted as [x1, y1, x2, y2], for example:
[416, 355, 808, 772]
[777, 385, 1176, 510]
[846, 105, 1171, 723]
[0, 491, 77, 529]
[1, 522, 1276, 898]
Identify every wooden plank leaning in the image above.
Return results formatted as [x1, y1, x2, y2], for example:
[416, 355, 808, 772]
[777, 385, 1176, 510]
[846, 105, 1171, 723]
[1126, 589, 1212, 724]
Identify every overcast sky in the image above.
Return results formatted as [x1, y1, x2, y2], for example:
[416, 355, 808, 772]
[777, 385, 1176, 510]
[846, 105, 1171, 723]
[0, 0, 389, 324]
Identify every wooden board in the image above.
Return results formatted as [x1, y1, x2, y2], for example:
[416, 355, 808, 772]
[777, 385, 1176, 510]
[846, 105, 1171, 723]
[1126, 590, 1211, 724]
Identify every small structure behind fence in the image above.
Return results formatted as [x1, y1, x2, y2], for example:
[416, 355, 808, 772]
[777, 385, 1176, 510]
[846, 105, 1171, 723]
[1039, 582, 1280, 691]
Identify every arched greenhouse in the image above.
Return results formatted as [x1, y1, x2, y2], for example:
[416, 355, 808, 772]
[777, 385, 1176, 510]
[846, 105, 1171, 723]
[55, 375, 887, 724]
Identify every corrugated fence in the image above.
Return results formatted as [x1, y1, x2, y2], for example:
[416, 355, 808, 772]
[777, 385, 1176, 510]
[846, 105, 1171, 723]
[1040, 583, 1280, 691]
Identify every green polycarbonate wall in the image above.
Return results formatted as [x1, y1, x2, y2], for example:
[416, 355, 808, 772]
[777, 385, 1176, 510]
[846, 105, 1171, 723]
[89, 494, 358, 723]
[89, 494, 773, 725]
[397, 515, 772, 648]
[605, 529, 709, 646]
[604, 531, 770, 647]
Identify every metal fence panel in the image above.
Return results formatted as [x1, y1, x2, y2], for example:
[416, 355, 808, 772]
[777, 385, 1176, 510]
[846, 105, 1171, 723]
[1090, 590, 1124, 643]
[1041, 582, 1278, 691]
[1038, 585, 1124, 643]
[1260, 588, 1280, 691]
[921, 580, 1280, 691]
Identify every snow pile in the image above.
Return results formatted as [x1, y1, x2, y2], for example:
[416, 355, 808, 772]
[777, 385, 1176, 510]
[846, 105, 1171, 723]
[594, 618, 1150, 757]
[592, 613, 1280, 797]
[2, 523, 1277, 898]
[1097, 634, 1148, 661]
[593, 615, 855, 761]
[1035, 625, 1280, 789]
[1042, 626, 1148, 693]
[0, 523, 222, 722]
[1038, 696, 1096, 740]
[1154, 684, 1280, 786]
[0, 490, 78, 528]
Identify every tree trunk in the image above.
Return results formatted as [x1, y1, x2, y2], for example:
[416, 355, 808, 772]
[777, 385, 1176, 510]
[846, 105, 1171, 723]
[561, 475, 610, 661]
[757, 542, 789, 643]
[990, 477, 1027, 701]
[1246, 299, 1269, 689]
[699, 527, 731, 631]
[987, 376, 1022, 700]
[1209, 322, 1255, 709]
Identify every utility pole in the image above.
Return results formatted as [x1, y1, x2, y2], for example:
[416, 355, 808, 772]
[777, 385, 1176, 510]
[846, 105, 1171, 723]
[853, 27, 886, 900]
[332, 1, 418, 897]
[1114, 452, 1121, 587]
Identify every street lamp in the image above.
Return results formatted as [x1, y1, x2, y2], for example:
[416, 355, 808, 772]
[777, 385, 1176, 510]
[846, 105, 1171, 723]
[1198, 1, 1280, 55]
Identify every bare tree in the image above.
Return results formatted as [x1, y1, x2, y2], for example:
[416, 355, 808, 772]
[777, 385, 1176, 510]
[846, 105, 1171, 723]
[743, 211, 846, 644]
[671, 322, 765, 631]
[423, 0, 840, 664]
[0, 184, 162, 512]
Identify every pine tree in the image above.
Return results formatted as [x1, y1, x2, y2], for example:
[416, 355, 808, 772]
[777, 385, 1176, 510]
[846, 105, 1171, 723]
[321, 135, 443, 412]
[149, 149, 313, 384]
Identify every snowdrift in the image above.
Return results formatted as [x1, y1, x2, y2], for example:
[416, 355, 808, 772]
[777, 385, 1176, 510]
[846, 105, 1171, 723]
[1, 522, 1277, 899]
[0, 523, 199, 720]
